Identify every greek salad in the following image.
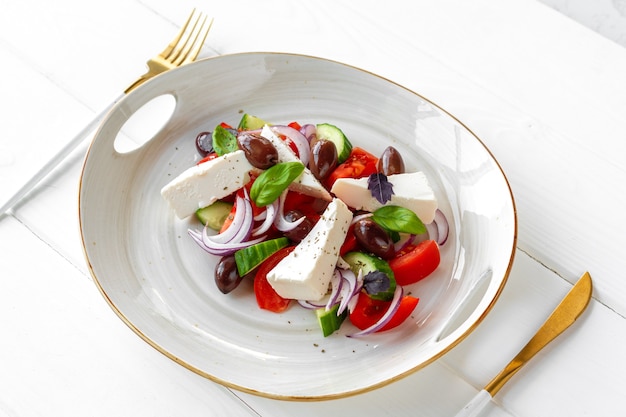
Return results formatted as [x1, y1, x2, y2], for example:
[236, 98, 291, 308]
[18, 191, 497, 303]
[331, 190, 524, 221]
[161, 114, 449, 337]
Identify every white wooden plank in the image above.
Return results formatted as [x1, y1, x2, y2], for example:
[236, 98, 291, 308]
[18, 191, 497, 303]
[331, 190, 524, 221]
[442, 253, 626, 417]
[0, 217, 258, 417]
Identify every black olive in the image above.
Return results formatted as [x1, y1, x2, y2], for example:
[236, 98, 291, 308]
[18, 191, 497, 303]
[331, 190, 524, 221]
[237, 132, 278, 169]
[195, 131, 213, 156]
[309, 139, 338, 181]
[214, 255, 243, 294]
[353, 218, 395, 259]
[283, 210, 314, 243]
[377, 146, 405, 176]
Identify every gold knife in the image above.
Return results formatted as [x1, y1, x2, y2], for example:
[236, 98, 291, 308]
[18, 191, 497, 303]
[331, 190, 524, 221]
[454, 272, 593, 417]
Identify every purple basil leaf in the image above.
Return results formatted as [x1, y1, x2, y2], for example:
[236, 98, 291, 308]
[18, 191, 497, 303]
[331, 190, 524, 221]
[367, 173, 394, 204]
[363, 271, 391, 295]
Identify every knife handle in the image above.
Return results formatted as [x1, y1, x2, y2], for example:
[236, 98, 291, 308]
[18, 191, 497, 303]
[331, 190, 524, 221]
[0, 93, 124, 217]
[454, 389, 492, 417]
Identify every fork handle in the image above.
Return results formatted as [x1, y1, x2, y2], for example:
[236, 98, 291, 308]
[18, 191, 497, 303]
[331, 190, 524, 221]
[0, 93, 125, 216]
[454, 389, 492, 417]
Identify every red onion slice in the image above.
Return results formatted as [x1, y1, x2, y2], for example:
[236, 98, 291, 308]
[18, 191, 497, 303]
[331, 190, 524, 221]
[299, 124, 316, 143]
[425, 209, 449, 245]
[274, 190, 306, 232]
[271, 125, 310, 167]
[252, 200, 278, 236]
[337, 269, 358, 315]
[325, 270, 343, 311]
[347, 286, 404, 337]
[350, 212, 373, 226]
[188, 229, 265, 256]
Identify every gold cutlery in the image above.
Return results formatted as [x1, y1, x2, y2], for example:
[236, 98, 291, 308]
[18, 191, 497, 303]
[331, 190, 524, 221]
[455, 272, 593, 417]
[0, 9, 212, 217]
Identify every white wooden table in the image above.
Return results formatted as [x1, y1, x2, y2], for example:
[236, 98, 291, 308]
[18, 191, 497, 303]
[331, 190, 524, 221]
[2, 1, 625, 415]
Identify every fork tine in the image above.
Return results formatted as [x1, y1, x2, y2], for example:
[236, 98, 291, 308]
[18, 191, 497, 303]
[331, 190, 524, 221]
[177, 17, 213, 65]
[159, 9, 199, 59]
[168, 14, 211, 66]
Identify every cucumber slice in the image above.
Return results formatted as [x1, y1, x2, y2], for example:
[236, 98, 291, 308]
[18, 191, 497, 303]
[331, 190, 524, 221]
[316, 123, 353, 163]
[316, 304, 348, 337]
[195, 201, 234, 230]
[234, 237, 290, 277]
[343, 251, 396, 301]
[238, 113, 269, 130]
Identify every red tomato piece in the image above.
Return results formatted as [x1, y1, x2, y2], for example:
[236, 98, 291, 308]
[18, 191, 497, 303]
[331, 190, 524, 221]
[288, 121, 302, 130]
[254, 246, 295, 312]
[196, 152, 219, 165]
[326, 147, 379, 189]
[339, 224, 359, 255]
[349, 293, 419, 332]
[388, 240, 440, 286]
[219, 121, 234, 129]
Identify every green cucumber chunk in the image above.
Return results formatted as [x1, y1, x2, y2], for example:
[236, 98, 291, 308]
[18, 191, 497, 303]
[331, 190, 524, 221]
[238, 113, 269, 130]
[316, 123, 353, 163]
[195, 201, 234, 231]
[234, 237, 290, 277]
[343, 251, 396, 301]
[316, 304, 348, 337]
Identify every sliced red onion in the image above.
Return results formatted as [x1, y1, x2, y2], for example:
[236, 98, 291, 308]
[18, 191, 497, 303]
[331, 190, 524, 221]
[297, 299, 327, 310]
[325, 270, 343, 311]
[337, 269, 358, 315]
[347, 286, 404, 337]
[299, 124, 316, 143]
[425, 209, 449, 245]
[206, 194, 248, 244]
[347, 269, 364, 313]
[188, 229, 265, 256]
[393, 233, 416, 252]
[252, 200, 278, 236]
[350, 212, 373, 225]
[274, 190, 306, 232]
[434, 209, 449, 245]
[210, 194, 254, 245]
[271, 125, 310, 167]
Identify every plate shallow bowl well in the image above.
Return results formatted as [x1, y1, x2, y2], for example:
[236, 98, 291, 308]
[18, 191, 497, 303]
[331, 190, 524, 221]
[79, 52, 516, 400]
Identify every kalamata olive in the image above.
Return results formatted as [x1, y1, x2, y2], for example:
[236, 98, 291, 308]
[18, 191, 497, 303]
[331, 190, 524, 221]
[377, 146, 405, 176]
[353, 218, 395, 259]
[214, 255, 243, 294]
[237, 132, 278, 169]
[309, 139, 338, 181]
[283, 210, 314, 243]
[195, 131, 213, 156]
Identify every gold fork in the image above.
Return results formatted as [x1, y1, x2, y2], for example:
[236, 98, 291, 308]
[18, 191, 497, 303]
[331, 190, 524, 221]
[125, 10, 213, 93]
[0, 10, 213, 217]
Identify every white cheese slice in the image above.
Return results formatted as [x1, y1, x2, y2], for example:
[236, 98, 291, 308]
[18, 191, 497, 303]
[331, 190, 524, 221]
[260, 125, 332, 201]
[330, 171, 438, 224]
[267, 198, 353, 301]
[161, 150, 254, 219]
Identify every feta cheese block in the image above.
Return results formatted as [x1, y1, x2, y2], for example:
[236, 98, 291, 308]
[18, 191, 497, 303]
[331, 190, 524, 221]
[260, 125, 332, 201]
[161, 150, 254, 219]
[267, 198, 352, 301]
[330, 171, 438, 224]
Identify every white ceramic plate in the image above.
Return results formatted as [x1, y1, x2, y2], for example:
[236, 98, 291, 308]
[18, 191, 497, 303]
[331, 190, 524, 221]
[79, 52, 516, 400]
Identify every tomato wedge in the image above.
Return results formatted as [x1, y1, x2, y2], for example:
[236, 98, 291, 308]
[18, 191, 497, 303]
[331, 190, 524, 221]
[254, 246, 295, 312]
[349, 292, 419, 332]
[388, 240, 440, 286]
[326, 147, 378, 188]
[196, 152, 219, 165]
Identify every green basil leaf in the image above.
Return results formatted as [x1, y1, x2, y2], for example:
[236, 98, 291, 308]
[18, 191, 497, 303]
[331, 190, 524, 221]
[212, 125, 238, 156]
[250, 162, 305, 207]
[372, 205, 426, 235]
